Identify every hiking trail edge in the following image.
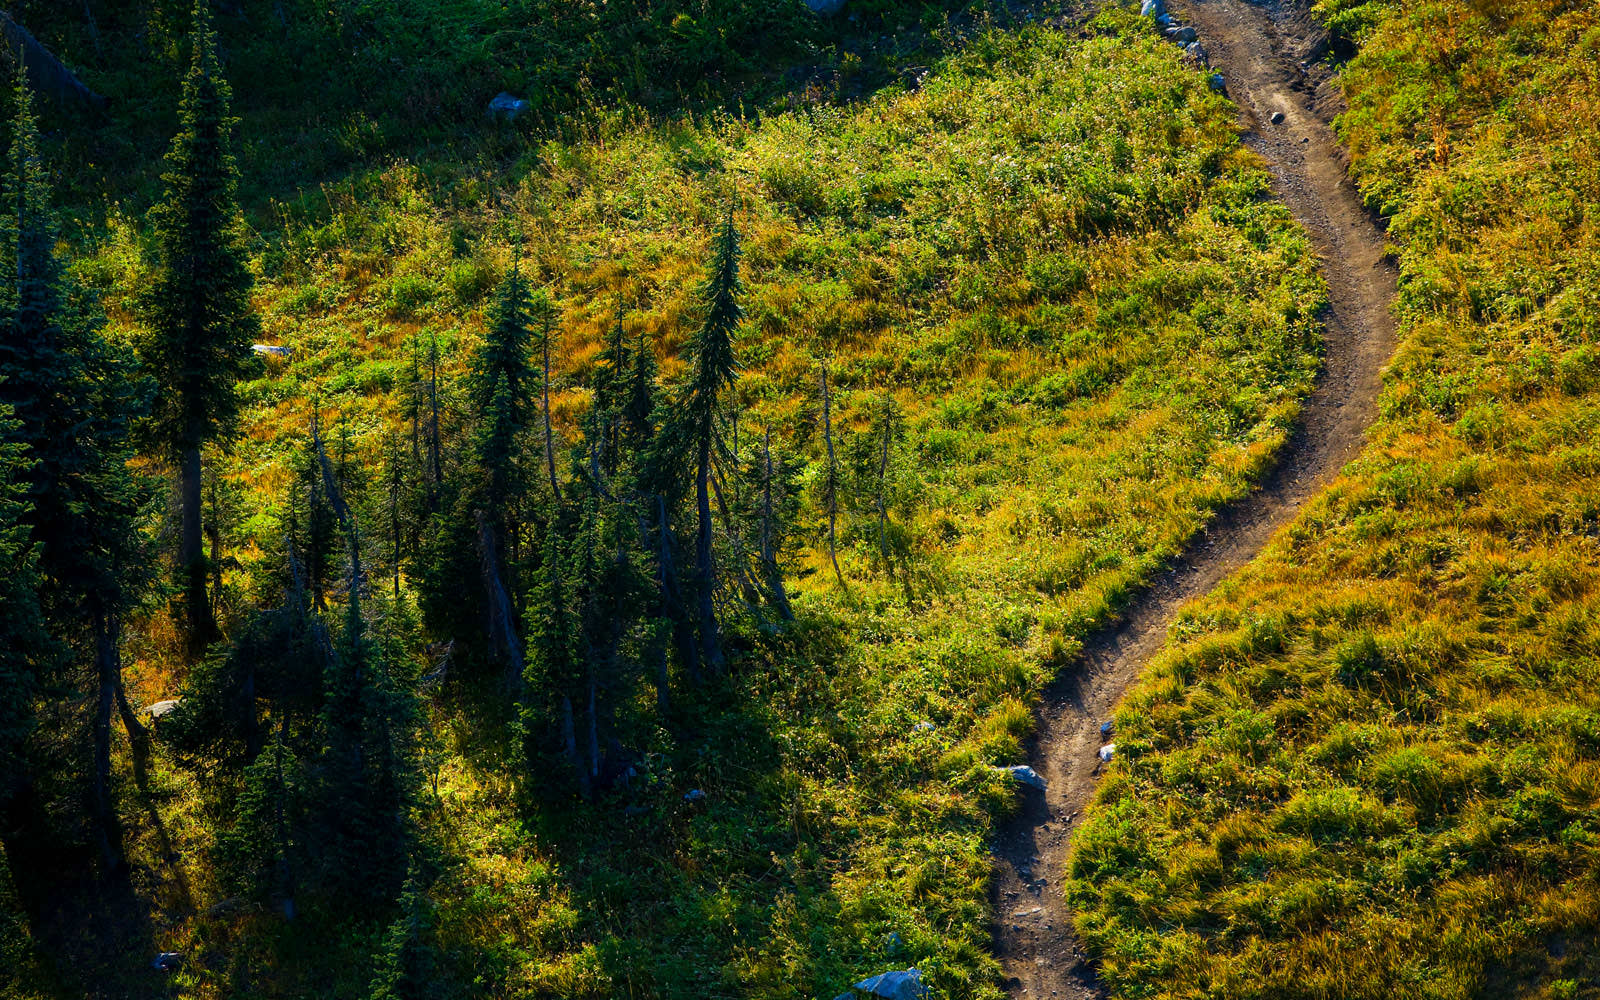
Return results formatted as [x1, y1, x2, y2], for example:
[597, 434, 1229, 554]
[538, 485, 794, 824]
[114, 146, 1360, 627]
[989, 1, 1397, 996]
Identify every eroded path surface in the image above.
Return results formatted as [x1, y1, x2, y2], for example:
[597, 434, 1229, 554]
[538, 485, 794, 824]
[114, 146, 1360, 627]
[989, 2, 1397, 996]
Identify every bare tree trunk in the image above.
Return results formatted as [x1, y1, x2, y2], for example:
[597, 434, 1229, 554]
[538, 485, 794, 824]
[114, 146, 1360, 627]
[656, 495, 698, 687]
[560, 695, 589, 798]
[586, 675, 600, 784]
[82, 2, 102, 57]
[819, 363, 846, 593]
[180, 445, 216, 657]
[695, 436, 723, 674]
[241, 667, 261, 759]
[475, 511, 524, 691]
[877, 395, 892, 571]
[207, 475, 225, 624]
[426, 336, 443, 512]
[273, 715, 296, 922]
[91, 606, 123, 875]
[653, 639, 671, 714]
[388, 440, 402, 602]
[761, 427, 792, 620]
[0, 14, 108, 111]
[541, 322, 562, 505]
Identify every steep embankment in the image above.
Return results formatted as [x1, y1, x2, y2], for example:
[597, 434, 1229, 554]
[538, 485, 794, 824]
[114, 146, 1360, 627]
[992, 1, 1397, 996]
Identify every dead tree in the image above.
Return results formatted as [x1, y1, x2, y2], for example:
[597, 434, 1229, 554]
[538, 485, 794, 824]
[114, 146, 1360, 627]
[1, 14, 108, 113]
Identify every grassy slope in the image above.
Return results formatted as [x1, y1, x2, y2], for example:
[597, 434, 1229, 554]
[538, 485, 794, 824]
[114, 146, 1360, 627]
[36, 13, 1323, 1000]
[1068, 3, 1600, 999]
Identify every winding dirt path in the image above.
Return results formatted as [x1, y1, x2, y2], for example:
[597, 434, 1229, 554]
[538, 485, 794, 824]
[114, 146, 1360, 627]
[989, 2, 1397, 996]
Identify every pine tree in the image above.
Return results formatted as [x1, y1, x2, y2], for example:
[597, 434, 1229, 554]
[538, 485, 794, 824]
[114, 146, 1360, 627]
[142, 0, 259, 657]
[521, 524, 586, 794]
[312, 433, 418, 906]
[0, 402, 43, 833]
[672, 210, 743, 674]
[368, 864, 441, 1000]
[469, 266, 536, 515]
[622, 332, 657, 454]
[0, 73, 150, 873]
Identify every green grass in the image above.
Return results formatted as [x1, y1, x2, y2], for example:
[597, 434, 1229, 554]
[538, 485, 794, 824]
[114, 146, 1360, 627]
[63, 14, 1337, 998]
[1067, 3, 1600, 998]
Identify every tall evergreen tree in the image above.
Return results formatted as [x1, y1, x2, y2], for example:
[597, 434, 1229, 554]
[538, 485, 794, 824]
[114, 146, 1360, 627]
[521, 525, 586, 793]
[671, 210, 743, 674]
[0, 74, 149, 872]
[468, 265, 535, 515]
[142, 0, 259, 657]
[368, 863, 442, 1000]
[622, 332, 657, 454]
[0, 401, 43, 835]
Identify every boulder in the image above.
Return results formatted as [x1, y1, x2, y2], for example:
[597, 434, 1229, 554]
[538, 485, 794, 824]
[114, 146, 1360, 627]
[1270, 110, 1286, 124]
[252, 344, 292, 358]
[805, 0, 848, 15]
[997, 764, 1046, 791]
[1139, 0, 1166, 17]
[487, 92, 529, 120]
[151, 952, 182, 973]
[683, 788, 706, 803]
[1184, 41, 1209, 67]
[1098, 743, 1116, 763]
[1100, 720, 1114, 738]
[1208, 73, 1228, 94]
[147, 699, 181, 720]
[853, 968, 928, 1000]
[1165, 25, 1198, 43]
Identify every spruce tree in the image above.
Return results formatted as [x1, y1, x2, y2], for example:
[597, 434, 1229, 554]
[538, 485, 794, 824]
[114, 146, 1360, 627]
[0, 402, 43, 833]
[521, 525, 586, 794]
[671, 210, 743, 674]
[142, 0, 259, 657]
[368, 865, 442, 1000]
[0, 74, 150, 872]
[622, 332, 657, 454]
[469, 265, 535, 514]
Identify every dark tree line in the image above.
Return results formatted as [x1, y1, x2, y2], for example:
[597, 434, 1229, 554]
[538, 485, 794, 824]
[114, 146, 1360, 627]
[0, 68, 147, 881]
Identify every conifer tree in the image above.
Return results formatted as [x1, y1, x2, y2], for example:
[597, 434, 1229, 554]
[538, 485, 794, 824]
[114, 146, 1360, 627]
[469, 265, 535, 515]
[0, 402, 43, 833]
[0, 74, 149, 872]
[368, 864, 442, 1000]
[312, 433, 418, 905]
[522, 525, 586, 794]
[672, 210, 743, 674]
[142, 0, 259, 657]
[622, 332, 657, 454]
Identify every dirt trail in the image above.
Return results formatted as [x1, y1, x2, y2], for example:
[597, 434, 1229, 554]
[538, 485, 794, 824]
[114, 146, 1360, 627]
[989, 2, 1397, 997]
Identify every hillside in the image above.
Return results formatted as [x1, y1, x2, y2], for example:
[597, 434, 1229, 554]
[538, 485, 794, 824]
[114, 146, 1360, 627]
[2, 0, 1594, 999]
[0, 3, 1332, 998]
[1068, 1, 1600, 998]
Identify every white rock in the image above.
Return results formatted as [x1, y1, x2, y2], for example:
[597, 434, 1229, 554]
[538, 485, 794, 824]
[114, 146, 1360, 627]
[1098, 743, 1116, 763]
[853, 968, 928, 1000]
[997, 764, 1046, 791]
